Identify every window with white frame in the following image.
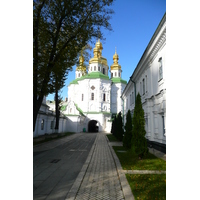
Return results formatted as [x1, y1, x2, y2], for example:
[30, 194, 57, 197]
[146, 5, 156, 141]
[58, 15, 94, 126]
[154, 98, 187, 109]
[111, 73, 113, 78]
[158, 57, 163, 80]
[119, 72, 121, 77]
[115, 72, 117, 77]
[98, 66, 100, 71]
[94, 66, 96, 71]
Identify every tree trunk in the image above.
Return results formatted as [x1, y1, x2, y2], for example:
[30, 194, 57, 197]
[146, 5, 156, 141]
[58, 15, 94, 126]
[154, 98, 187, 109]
[33, 94, 44, 132]
[55, 89, 59, 131]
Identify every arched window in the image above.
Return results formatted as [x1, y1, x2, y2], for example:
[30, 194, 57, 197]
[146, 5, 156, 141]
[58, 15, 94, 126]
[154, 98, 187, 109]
[115, 72, 117, 77]
[91, 93, 94, 100]
[94, 66, 96, 71]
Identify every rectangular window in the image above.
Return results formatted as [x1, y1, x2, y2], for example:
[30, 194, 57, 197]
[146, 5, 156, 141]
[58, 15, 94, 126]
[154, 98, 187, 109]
[143, 78, 145, 95]
[51, 121, 54, 129]
[130, 94, 131, 105]
[115, 72, 117, 77]
[132, 92, 134, 104]
[158, 57, 163, 80]
[111, 73, 113, 78]
[146, 75, 147, 93]
[41, 119, 44, 130]
[145, 118, 148, 133]
[103, 68, 105, 74]
[91, 93, 94, 100]
[103, 93, 106, 101]
[98, 66, 100, 71]
[162, 115, 165, 136]
[119, 72, 121, 77]
[140, 82, 142, 95]
[82, 94, 84, 101]
[94, 66, 96, 71]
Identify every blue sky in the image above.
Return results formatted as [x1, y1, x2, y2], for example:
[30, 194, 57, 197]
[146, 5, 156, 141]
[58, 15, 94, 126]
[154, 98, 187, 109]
[47, 0, 166, 101]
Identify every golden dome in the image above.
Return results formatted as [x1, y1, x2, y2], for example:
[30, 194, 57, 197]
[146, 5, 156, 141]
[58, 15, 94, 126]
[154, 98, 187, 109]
[89, 39, 108, 66]
[96, 39, 103, 51]
[111, 48, 121, 70]
[76, 55, 86, 73]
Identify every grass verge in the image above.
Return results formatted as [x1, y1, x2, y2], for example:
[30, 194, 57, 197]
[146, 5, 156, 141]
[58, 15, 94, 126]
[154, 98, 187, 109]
[126, 174, 166, 200]
[113, 146, 166, 170]
[106, 134, 119, 142]
[33, 132, 75, 146]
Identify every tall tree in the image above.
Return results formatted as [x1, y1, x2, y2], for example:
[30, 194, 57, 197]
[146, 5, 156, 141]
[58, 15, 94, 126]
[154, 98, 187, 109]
[131, 93, 148, 157]
[33, 0, 114, 131]
[123, 110, 132, 149]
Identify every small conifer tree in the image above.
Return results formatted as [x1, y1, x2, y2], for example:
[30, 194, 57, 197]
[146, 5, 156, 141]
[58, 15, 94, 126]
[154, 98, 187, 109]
[131, 93, 148, 157]
[116, 111, 124, 141]
[123, 110, 132, 149]
[112, 116, 117, 137]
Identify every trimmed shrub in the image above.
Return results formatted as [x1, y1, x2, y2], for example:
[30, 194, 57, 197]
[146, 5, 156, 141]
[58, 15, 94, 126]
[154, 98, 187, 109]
[123, 110, 132, 149]
[116, 111, 124, 141]
[131, 93, 148, 157]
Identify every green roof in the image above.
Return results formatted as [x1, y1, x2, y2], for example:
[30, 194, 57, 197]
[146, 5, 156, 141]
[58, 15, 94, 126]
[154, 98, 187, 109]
[74, 103, 85, 116]
[69, 72, 110, 85]
[111, 77, 127, 84]
[60, 105, 67, 111]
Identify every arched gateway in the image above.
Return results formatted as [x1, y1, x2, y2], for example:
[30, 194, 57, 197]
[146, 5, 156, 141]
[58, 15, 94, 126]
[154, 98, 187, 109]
[88, 120, 99, 132]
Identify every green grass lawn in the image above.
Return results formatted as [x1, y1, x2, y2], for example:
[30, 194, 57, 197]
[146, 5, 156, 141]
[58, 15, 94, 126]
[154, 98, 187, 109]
[126, 174, 166, 200]
[113, 146, 166, 170]
[106, 134, 119, 142]
[33, 132, 75, 146]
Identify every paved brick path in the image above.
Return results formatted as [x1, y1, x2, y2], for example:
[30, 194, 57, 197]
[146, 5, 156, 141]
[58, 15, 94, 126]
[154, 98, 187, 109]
[75, 133, 125, 200]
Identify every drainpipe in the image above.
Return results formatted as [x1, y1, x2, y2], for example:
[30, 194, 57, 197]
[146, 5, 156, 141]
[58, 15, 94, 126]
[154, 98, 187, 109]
[120, 96, 124, 127]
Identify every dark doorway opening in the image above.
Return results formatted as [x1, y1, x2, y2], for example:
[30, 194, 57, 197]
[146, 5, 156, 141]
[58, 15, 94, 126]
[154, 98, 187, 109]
[88, 120, 99, 132]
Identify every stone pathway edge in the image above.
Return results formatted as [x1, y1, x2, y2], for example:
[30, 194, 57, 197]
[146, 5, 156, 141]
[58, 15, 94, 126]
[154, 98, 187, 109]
[106, 136, 135, 200]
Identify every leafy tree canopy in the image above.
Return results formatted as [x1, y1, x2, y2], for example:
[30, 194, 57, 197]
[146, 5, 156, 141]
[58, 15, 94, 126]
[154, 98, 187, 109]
[33, 0, 114, 131]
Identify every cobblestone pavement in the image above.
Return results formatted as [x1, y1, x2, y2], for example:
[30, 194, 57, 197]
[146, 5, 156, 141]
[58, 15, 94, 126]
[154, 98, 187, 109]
[74, 133, 125, 200]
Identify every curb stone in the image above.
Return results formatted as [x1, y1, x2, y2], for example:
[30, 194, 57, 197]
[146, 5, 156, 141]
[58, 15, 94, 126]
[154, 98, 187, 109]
[105, 135, 135, 200]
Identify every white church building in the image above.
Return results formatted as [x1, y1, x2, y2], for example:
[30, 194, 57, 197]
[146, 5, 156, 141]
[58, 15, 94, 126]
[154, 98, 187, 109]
[121, 13, 166, 153]
[62, 40, 127, 133]
[34, 13, 166, 154]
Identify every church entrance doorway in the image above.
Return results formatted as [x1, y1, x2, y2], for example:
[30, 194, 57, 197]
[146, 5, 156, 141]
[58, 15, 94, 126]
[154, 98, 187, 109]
[88, 120, 99, 132]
